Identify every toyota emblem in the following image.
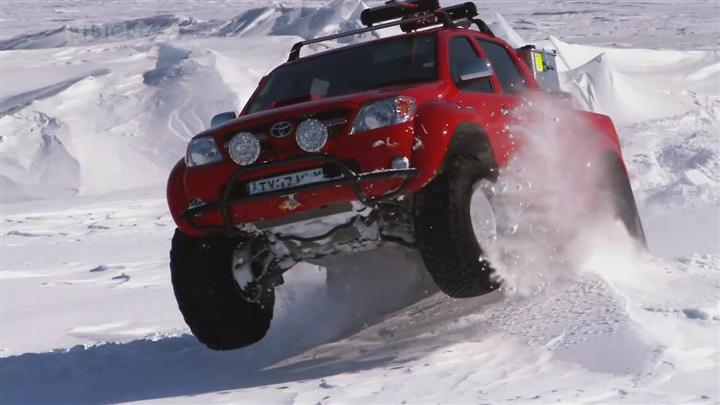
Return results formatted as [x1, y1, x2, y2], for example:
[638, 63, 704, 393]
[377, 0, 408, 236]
[270, 121, 293, 138]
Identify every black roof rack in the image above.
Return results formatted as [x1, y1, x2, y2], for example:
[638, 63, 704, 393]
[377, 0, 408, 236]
[457, 18, 495, 36]
[287, 1, 491, 62]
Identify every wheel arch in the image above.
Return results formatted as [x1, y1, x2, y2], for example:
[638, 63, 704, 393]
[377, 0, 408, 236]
[167, 159, 203, 237]
[411, 100, 500, 189]
[442, 122, 499, 180]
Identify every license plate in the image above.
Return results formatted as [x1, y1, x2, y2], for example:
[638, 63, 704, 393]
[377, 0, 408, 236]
[248, 168, 337, 195]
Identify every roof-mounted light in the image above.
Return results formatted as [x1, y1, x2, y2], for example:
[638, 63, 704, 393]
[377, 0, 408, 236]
[360, 0, 440, 27]
[360, 1, 478, 29]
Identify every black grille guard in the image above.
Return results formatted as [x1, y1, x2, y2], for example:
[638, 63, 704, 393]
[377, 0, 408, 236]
[180, 152, 417, 234]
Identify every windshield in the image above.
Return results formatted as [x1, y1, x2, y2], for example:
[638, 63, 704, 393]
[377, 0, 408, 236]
[246, 34, 437, 113]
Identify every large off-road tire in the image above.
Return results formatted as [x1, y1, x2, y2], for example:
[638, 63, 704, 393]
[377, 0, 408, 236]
[413, 153, 500, 298]
[169, 229, 274, 350]
[602, 156, 647, 245]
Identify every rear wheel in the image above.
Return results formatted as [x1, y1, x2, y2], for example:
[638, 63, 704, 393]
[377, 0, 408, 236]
[602, 156, 647, 245]
[169, 229, 274, 350]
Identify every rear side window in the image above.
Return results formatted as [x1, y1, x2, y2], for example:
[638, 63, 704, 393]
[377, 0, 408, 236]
[476, 39, 528, 94]
[449, 37, 493, 93]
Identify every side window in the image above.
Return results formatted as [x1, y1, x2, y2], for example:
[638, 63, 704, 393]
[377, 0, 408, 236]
[449, 36, 493, 93]
[476, 40, 528, 94]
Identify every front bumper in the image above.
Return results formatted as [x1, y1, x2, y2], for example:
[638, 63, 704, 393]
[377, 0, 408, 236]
[179, 153, 417, 235]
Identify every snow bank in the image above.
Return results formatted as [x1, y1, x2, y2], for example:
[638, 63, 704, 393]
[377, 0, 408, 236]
[0, 15, 198, 50]
[488, 13, 527, 49]
[0, 0, 368, 51]
[551, 37, 720, 125]
[0, 1, 374, 202]
[3, 6, 716, 202]
[0, 35, 297, 201]
[217, 0, 367, 40]
[0, 111, 80, 200]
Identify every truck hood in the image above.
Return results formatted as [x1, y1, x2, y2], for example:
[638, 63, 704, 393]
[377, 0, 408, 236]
[194, 81, 447, 139]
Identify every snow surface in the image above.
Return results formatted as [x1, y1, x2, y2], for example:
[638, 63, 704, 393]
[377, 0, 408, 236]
[1, 1, 718, 403]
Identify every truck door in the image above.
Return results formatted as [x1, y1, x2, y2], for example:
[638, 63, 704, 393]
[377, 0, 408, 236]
[447, 34, 530, 165]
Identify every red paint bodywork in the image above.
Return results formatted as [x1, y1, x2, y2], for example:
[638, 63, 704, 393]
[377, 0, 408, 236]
[167, 27, 624, 236]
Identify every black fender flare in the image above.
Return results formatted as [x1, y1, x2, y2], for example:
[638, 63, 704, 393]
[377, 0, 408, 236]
[440, 122, 499, 181]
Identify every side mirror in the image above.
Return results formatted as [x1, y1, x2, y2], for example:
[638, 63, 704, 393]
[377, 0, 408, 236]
[210, 111, 237, 128]
[458, 58, 494, 82]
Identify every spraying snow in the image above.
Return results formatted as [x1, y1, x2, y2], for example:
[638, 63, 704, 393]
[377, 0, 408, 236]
[483, 95, 622, 296]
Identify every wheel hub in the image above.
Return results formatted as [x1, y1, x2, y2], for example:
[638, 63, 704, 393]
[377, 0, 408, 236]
[469, 180, 498, 250]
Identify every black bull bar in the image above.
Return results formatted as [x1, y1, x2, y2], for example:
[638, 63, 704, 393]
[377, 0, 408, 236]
[180, 153, 418, 234]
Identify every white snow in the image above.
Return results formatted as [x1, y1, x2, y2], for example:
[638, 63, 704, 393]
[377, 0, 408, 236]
[1, 1, 718, 404]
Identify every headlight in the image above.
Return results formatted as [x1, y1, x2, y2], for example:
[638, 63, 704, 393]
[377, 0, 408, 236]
[228, 132, 261, 166]
[186, 137, 222, 167]
[350, 96, 416, 134]
[296, 118, 328, 152]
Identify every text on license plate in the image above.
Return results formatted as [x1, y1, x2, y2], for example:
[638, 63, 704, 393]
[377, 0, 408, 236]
[248, 168, 338, 195]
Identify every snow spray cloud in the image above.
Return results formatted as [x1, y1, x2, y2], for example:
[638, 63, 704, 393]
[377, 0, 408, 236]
[483, 94, 636, 296]
[476, 95, 719, 387]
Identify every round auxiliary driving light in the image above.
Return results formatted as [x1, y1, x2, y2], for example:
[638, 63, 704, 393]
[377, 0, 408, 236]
[228, 132, 260, 166]
[296, 118, 328, 152]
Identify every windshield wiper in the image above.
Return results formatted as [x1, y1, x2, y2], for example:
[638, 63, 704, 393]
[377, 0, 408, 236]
[272, 94, 325, 108]
[375, 77, 429, 88]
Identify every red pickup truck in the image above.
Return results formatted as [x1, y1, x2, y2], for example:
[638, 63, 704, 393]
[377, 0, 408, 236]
[166, 0, 644, 350]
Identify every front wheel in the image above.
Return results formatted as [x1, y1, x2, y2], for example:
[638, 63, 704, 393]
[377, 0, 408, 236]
[413, 153, 500, 298]
[169, 229, 274, 350]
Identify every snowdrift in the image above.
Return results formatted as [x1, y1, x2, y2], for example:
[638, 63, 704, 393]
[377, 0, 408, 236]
[0, 35, 298, 201]
[216, 1, 367, 39]
[0, 1, 374, 202]
[0, 15, 199, 51]
[0, 0, 368, 51]
[1, 6, 717, 203]
[551, 36, 720, 125]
